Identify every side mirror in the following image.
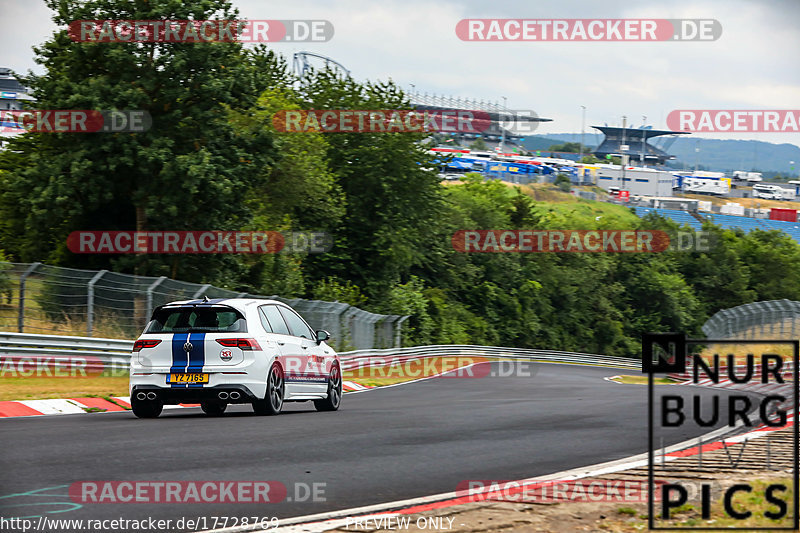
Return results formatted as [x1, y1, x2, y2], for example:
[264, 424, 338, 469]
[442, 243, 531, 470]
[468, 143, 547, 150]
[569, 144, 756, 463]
[315, 330, 331, 344]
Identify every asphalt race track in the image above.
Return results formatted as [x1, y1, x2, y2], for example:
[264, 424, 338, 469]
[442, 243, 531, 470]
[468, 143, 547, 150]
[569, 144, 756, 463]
[0, 362, 753, 529]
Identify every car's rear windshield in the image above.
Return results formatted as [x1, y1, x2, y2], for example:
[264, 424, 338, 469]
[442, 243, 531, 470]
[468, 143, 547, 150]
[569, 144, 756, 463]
[145, 306, 247, 333]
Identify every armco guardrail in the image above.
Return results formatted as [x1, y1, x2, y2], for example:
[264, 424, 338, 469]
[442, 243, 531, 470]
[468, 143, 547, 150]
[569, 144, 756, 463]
[0, 331, 135, 371]
[0, 332, 641, 371]
[338, 345, 641, 370]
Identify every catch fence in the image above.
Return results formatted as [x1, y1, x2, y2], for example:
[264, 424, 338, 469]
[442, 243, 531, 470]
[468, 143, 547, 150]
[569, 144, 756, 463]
[702, 299, 800, 340]
[0, 262, 406, 350]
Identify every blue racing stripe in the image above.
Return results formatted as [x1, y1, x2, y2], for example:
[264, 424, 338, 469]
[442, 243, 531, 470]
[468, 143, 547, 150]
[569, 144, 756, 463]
[170, 333, 189, 389]
[187, 333, 206, 373]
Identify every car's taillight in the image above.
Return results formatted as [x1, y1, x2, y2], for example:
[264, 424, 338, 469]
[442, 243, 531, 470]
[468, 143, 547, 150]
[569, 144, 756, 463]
[216, 338, 262, 351]
[133, 339, 162, 352]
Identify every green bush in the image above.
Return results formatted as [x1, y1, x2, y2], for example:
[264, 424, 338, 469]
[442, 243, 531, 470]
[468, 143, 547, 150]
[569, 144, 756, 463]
[554, 173, 572, 192]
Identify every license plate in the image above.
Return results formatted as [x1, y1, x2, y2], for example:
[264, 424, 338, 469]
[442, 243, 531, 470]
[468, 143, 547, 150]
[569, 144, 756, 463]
[168, 373, 209, 384]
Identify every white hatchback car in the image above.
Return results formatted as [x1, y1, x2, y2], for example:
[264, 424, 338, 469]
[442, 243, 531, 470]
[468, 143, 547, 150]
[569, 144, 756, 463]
[129, 298, 342, 418]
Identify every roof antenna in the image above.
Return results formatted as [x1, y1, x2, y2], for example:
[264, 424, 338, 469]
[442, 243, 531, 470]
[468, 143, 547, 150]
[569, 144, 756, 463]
[203, 296, 210, 302]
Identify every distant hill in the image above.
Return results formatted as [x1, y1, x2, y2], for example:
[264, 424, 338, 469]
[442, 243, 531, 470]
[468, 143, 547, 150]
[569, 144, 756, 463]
[523, 133, 800, 174]
[519, 136, 582, 152]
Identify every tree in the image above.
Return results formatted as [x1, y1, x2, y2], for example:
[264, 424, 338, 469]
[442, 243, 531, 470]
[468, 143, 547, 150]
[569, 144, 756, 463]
[469, 137, 488, 151]
[297, 70, 445, 300]
[735, 229, 800, 301]
[674, 223, 755, 316]
[224, 86, 346, 296]
[0, 0, 279, 281]
[554, 173, 572, 192]
[548, 142, 583, 153]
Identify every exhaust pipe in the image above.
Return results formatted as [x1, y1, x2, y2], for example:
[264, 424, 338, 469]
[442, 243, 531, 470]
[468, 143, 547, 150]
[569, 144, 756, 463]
[146, 392, 157, 400]
[218, 391, 229, 400]
[229, 391, 240, 400]
[136, 392, 147, 401]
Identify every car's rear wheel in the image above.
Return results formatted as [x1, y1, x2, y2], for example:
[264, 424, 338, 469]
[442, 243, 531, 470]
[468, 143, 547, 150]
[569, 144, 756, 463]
[314, 364, 342, 412]
[131, 396, 163, 418]
[201, 401, 227, 416]
[253, 363, 284, 415]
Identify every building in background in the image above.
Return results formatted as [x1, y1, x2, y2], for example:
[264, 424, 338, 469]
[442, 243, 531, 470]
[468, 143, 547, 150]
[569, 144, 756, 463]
[594, 165, 675, 197]
[593, 126, 690, 166]
[0, 67, 32, 147]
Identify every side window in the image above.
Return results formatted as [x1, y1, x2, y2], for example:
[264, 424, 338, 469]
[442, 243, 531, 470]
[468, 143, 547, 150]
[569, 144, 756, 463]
[257, 307, 273, 333]
[278, 306, 315, 340]
[261, 305, 290, 336]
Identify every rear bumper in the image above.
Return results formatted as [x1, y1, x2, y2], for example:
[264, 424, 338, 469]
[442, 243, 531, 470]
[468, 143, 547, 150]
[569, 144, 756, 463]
[130, 384, 258, 404]
[130, 368, 269, 402]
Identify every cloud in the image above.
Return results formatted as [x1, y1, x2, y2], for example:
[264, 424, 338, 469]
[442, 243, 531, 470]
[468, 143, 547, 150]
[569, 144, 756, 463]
[2, 0, 798, 145]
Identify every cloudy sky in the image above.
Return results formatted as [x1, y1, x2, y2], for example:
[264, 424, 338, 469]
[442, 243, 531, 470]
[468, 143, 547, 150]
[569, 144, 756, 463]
[3, 0, 799, 147]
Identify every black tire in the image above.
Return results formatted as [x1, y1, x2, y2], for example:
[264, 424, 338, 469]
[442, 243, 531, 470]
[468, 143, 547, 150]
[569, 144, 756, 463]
[252, 363, 284, 415]
[131, 397, 163, 418]
[201, 401, 227, 416]
[314, 364, 342, 412]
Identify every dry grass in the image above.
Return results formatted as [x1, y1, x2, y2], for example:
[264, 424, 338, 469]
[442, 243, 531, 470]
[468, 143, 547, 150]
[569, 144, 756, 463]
[0, 275, 137, 340]
[610, 375, 676, 385]
[694, 341, 795, 367]
[698, 319, 799, 366]
[728, 319, 800, 340]
[441, 180, 581, 203]
[0, 309, 134, 339]
[522, 183, 581, 203]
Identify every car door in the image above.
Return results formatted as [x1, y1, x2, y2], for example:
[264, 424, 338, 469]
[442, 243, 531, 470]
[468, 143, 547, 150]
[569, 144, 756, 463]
[277, 305, 328, 396]
[257, 305, 300, 394]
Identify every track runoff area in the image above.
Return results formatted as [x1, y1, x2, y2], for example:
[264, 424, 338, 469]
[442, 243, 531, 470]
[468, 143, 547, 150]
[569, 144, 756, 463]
[1, 339, 795, 532]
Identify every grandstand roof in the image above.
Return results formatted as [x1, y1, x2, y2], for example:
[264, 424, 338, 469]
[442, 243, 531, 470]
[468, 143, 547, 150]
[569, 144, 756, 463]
[592, 126, 690, 140]
[0, 69, 27, 94]
[593, 126, 690, 165]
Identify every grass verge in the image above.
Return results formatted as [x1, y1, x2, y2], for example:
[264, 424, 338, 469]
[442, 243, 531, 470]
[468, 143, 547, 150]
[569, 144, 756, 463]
[609, 375, 677, 385]
[0, 376, 130, 401]
[1, 356, 487, 401]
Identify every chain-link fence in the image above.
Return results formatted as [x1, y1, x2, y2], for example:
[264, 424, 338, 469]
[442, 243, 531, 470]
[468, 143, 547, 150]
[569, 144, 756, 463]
[702, 299, 800, 340]
[0, 262, 407, 350]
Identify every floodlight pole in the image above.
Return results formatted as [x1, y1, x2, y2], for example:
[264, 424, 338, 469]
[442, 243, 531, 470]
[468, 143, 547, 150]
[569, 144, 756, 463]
[579, 105, 586, 161]
[500, 96, 507, 153]
[694, 139, 700, 174]
[640, 115, 647, 167]
[621, 116, 627, 190]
